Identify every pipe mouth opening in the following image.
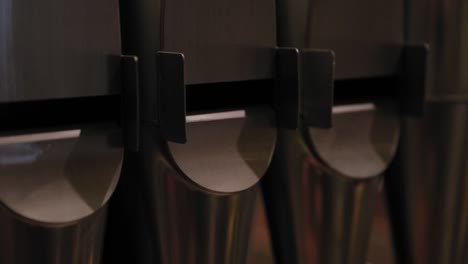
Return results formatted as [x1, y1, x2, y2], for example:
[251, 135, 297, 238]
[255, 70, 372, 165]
[167, 106, 276, 193]
[305, 101, 400, 179]
[0, 125, 123, 225]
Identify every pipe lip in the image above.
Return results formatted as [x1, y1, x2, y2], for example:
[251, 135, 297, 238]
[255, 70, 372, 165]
[166, 106, 277, 193]
[303, 101, 400, 179]
[0, 125, 123, 225]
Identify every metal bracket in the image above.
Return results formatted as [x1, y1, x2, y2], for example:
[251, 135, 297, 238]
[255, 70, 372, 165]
[398, 44, 429, 116]
[120, 51, 188, 149]
[157, 51, 187, 144]
[275, 48, 335, 129]
[301, 49, 335, 128]
[155, 48, 333, 141]
[121, 55, 140, 151]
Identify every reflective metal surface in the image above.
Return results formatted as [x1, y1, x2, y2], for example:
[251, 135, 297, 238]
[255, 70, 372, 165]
[386, 0, 468, 263]
[366, 189, 396, 264]
[406, 0, 468, 98]
[387, 103, 468, 264]
[162, 0, 276, 84]
[120, 0, 276, 130]
[105, 107, 276, 264]
[276, 0, 404, 79]
[246, 190, 275, 264]
[246, 188, 397, 264]
[0, 126, 123, 264]
[262, 102, 399, 264]
[0, 0, 121, 102]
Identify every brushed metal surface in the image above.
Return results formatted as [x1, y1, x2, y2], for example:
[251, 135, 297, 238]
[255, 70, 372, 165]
[246, 191, 275, 264]
[262, 102, 399, 264]
[366, 190, 396, 264]
[387, 103, 468, 264]
[104, 107, 276, 264]
[385, 0, 468, 263]
[121, 0, 275, 88]
[0, 0, 121, 102]
[406, 0, 468, 98]
[0, 126, 123, 264]
[0, 205, 108, 264]
[276, 0, 404, 79]
[245, 189, 397, 264]
[163, 0, 276, 84]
